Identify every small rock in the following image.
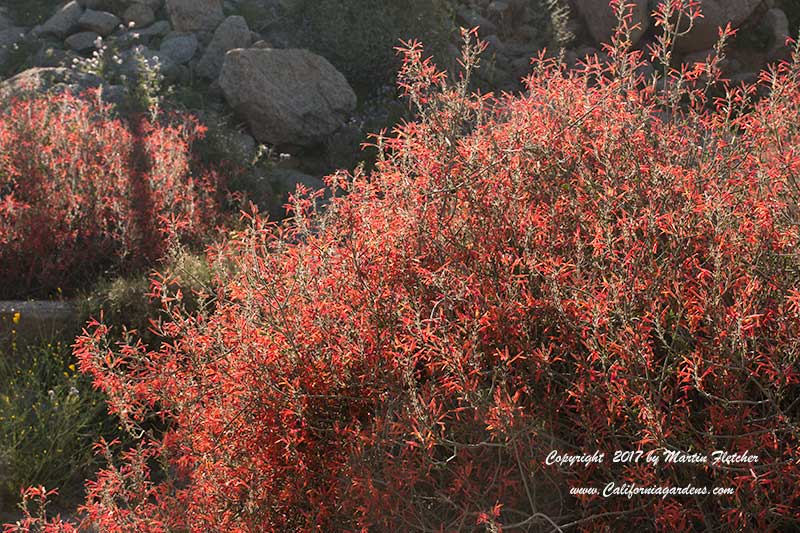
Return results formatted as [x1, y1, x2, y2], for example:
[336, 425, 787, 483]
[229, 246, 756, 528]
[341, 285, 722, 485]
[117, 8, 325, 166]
[510, 55, 532, 78]
[124, 4, 156, 29]
[97, 83, 127, 106]
[65, 31, 102, 51]
[38, 1, 84, 39]
[159, 32, 198, 64]
[270, 168, 326, 197]
[113, 20, 171, 47]
[219, 48, 357, 146]
[265, 167, 326, 219]
[166, 0, 225, 32]
[482, 34, 506, 54]
[325, 122, 362, 171]
[195, 15, 251, 79]
[230, 130, 257, 162]
[79, 9, 120, 36]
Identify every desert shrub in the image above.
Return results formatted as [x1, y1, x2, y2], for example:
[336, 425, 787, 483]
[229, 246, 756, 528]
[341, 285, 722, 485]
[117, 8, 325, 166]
[78, 250, 215, 346]
[3, 487, 78, 533]
[0, 91, 222, 299]
[289, 0, 455, 95]
[62, 4, 800, 532]
[0, 340, 117, 510]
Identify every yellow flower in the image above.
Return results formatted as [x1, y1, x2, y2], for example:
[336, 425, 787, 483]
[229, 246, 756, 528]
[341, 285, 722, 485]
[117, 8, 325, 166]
[12, 312, 20, 324]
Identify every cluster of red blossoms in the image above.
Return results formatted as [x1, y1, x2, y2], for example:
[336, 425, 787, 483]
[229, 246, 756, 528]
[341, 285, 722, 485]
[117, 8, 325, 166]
[6, 1, 800, 531]
[0, 92, 221, 298]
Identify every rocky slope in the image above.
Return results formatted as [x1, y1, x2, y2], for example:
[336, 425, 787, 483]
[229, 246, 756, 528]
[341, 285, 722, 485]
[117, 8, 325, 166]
[0, 0, 796, 217]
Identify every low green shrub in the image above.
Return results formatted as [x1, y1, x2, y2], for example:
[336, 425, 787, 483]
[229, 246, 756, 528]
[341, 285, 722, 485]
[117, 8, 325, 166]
[78, 250, 215, 344]
[0, 340, 117, 510]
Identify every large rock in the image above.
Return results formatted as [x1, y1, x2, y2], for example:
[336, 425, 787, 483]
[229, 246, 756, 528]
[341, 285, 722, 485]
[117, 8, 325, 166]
[219, 48, 357, 147]
[159, 32, 198, 64]
[195, 15, 251, 79]
[166, 0, 224, 32]
[576, 0, 649, 46]
[673, 0, 762, 52]
[37, 1, 84, 39]
[79, 9, 121, 36]
[0, 67, 103, 104]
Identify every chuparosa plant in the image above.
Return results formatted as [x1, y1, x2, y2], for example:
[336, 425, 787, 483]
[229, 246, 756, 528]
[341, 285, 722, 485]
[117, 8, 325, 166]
[8, 1, 800, 531]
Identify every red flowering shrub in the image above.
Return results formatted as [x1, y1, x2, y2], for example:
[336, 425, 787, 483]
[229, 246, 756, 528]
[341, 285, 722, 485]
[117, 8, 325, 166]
[0, 92, 221, 298]
[68, 3, 800, 531]
[3, 487, 78, 533]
